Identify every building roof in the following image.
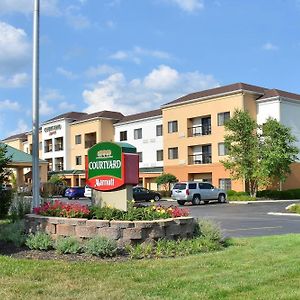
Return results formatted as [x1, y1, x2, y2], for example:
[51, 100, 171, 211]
[163, 83, 267, 107]
[258, 89, 300, 101]
[2, 143, 47, 166]
[75, 110, 124, 123]
[44, 111, 88, 124]
[2, 132, 28, 142]
[117, 109, 162, 124]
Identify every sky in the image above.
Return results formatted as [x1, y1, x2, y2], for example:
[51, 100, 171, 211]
[1, 0, 300, 140]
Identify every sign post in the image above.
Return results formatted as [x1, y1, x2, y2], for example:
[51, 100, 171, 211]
[86, 142, 139, 211]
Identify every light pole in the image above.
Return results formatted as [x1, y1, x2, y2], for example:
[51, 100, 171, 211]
[32, 0, 40, 209]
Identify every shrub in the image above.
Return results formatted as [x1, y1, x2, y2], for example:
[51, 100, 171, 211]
[9, 194, 32, 221]
[257, 189, 300, 200]
[25, 232, 53, 250]
[194, 219, 222, 242]
[34, 200, 90, 218]
[0, 190, 13, 218]
[287, 204, 300, 214]
[0, 220, 26, 247]
[55, 237, 82, 254]
[226, 190, 250, 197]
[84, 236, 118, 257]
[227, 195, 256, 201]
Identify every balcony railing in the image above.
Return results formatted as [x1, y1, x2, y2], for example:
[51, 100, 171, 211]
[85, 140, 96, 149]
[55, 164, 63, 171]
[188, 153, 212, 165]
[44, 145, 53, 153]
[188, 125, 211, 137]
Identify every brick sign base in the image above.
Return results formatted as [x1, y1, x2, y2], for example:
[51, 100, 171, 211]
[25, 214, 196, 246]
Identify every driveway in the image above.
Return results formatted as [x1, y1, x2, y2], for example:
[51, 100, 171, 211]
[181, 201, 300, 237]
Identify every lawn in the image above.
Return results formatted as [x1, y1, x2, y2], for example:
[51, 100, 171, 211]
[0, 234, 300, 299]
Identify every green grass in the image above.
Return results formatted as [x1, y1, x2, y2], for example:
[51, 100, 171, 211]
[1, 235, 300, 299]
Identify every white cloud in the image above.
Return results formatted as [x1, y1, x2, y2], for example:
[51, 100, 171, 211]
[109, 47, 171, 64]
[85, 64, 117, 77]
[262, 42, 279, 51]
[0, 0, 61, 16]
[40, 89, 65, 116]
[82, 65, 219, 115]
[8, 119, 30, 136]
[0, 99, 21, 111]
[65, 5, 91, 29]
[58, 101, 76, 111]
[0, 73, 29, 88]
[168, 0, 204, 12]
[56, 67, 78, 80]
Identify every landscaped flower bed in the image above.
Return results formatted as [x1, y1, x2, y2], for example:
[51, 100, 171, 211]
[26, 201, 196, 246]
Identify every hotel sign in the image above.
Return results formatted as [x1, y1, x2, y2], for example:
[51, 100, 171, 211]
[86, 142, 125, 191]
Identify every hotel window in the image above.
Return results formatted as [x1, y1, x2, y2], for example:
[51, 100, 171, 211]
[217, 112, 230, 126]
[134, 128, 142, 140]
[219, 178, 232, 190]
[168, 120, 178, 133]
[156, 150, 163, 161]
[75, 156, 82, 166]
[218, 142, 228, 156]
[120, 131, 127, 141]
[75, 134, 81, 145]
[39, 142, 42, 150]
[156, 124, 163, 136]
[137, 152, 143, 162]
[168, 147, 178, 159]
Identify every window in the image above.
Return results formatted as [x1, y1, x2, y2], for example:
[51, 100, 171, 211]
[218, 112, 230, 126]
[199, 183, 214, 190]
[134, 128, 142, 140]
[168, 121, 178, 133]
[188, 183, 197, 189]
[75, 156, 82, 165]
[120, 131, 127, 141]
[218, 142, 228, 156]
[219, 178, 232, 190]
[75, 135, 81, 145]
[156, 150, 163, 161]
[137, 152, 143, 162]
[39, 142, 42, 150]
[156, 124, 163, 136]
[168, 147, 178, 159]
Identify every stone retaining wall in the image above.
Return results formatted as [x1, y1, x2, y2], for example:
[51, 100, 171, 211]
[24, 214, 196, 246]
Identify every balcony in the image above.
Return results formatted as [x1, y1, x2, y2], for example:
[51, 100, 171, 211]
[55, 144, 63, 151]
[85, 132, 96, 149]
[188, 125, 211, 137]
[44, 145, 53, 153]
[188, 153, 212, 165]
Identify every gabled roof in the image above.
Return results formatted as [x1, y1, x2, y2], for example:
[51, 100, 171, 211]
[44, 112, 87, 124]
[2, 132, 27, 142]
[74, 110, 124, 123]
[163, 82, 267, 107]
[116, 109, 162, 124]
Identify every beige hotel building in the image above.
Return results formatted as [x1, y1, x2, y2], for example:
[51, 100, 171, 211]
[3, 82, 300, 191]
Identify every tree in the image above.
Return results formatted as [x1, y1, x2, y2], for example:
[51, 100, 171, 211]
[155, 173, 177, 191]
[0, 143, 12, 185]
[221, 110, 298, 197]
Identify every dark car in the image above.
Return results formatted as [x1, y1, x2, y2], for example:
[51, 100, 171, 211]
[64, 186, 85, 200]
[133, 187, 161, 202]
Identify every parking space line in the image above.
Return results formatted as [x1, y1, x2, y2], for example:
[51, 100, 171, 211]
[223, 226, 283, 232]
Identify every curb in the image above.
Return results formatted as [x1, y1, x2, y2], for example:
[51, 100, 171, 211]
[268, 212, 300, 217]
[229, 199, 300, 204]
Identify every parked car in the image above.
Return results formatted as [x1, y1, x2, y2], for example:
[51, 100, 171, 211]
[171, 181, 227, 205]
[133, 187, 161, 202]
[84, 185, 92, 198]
[64, 186, 85, 200]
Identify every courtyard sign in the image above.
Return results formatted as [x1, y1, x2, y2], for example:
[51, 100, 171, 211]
[86, 141, 139, 192]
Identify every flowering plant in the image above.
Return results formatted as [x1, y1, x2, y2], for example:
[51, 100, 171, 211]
[34, 200, 90, 218]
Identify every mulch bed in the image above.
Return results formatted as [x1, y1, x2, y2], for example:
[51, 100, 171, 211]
[0, 241, 129, 262]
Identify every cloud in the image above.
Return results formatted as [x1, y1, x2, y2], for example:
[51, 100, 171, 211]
[65, 5, 91, 29]
[168, 0, 204, 12]
[0, 73, 29, 88]
[56, 67, 78, 80]
[85, 64, 117, 77]
[109, 46, 171, 64]
[82, 65, 219, 115]
[40, 89, 65, 116]
[0, 0, 61, 16]
[262, 42, 279, 51]
[8, 119, 30, 136]
[58, 101, 76, 111]
[0, 99, 21, 111]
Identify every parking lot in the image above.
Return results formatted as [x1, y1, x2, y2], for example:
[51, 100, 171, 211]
[58, 196, 300, 238]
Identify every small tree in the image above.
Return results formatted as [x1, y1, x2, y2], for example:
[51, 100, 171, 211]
[155, 173, 177, 191]
[222, 110, 298, 197]
[0, 143, 12, 185]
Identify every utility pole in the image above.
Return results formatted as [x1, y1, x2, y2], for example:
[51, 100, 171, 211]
[32, 0, 40, 209]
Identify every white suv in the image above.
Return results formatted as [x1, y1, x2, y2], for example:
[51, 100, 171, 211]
[171, 181, 227, 205]
[84, 185, 92, 199]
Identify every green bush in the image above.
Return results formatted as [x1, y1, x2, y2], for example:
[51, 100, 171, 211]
[55, 237, 82, 254]
[0, 190, 14, 218]
[0, 220, 26, 247]
[84, 236, 118, 257]
[227, 190, 249, 197]
[227, 195, 256, 201]
[25, 232, 53, 250]
[9, 195, 31, 221]
[257, 189, 300, 200]
[287, 204, 300, 214]
[195, 219, 222, 242]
